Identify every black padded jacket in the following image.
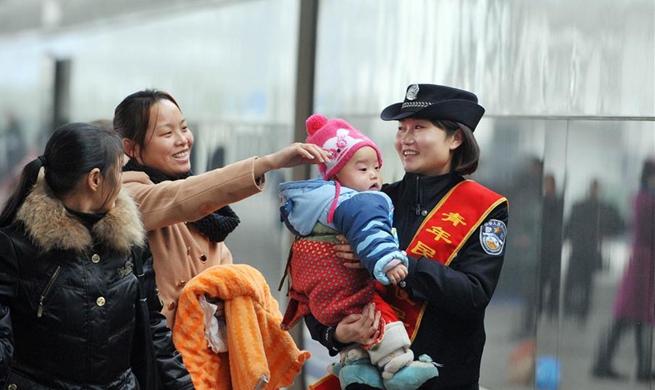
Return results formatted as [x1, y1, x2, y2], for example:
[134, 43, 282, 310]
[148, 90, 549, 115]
[0, 177, 194, 390]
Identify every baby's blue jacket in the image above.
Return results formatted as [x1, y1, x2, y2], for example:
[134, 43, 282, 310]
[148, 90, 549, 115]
[279, 178, 407, 284]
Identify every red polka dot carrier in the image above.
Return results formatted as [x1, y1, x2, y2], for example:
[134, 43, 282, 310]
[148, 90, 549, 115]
[281, 238, 375, 329]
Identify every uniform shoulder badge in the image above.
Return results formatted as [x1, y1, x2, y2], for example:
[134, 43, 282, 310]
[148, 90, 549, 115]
[480, 219, 507, 256]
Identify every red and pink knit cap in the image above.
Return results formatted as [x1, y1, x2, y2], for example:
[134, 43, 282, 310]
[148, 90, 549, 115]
[305, 114, 383, 180]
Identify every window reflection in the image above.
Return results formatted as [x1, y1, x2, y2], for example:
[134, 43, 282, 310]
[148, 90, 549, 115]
[480, 120, 655, 390]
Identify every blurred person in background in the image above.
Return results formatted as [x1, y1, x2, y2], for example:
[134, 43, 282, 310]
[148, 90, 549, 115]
[503, 156, 543, 339]
[592, 160, 655, 381]
[0, 113, 26, 178]
[113, 89, 329, 328]
[538, 174, 564, 321]
[306, 84, 509, 390]
[563, 178, 624, 327]
[0, 122, 193, 390]
[0, 114, 29, 206]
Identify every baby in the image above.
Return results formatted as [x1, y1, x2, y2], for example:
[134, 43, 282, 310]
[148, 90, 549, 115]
[279, 114, 438, 390]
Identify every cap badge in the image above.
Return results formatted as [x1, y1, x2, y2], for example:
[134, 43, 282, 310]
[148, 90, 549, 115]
[406, 84, 419, 101]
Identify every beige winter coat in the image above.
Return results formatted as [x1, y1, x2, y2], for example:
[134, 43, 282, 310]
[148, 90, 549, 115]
[122, 157, 264, 326]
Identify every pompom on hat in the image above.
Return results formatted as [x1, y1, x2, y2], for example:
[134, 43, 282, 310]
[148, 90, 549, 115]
[380, 84, 485, 131]
[305, 114, 383, 180]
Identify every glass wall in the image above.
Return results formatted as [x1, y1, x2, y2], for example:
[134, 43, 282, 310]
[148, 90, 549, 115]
[478, 119, 655, 390]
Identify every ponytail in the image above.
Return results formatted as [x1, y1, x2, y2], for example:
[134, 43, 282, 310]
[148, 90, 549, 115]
[0, 121, 123, 228]
[0, 158, 44, 227]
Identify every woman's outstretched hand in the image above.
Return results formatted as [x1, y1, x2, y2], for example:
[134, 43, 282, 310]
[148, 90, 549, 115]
[255, 143, 329, 177]
[334, 303, 381, 345]
[276, 142, 329, 168]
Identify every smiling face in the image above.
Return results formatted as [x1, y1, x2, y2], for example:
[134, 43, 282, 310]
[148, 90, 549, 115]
[334, 146, 383, 192]
[395, 118, 462, 176]
[126, 99, 194, 177]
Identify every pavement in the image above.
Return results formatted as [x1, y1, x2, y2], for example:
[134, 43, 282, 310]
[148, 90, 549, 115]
[481, 271, 652, 390]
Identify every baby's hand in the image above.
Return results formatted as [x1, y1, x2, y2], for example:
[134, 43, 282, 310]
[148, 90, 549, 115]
[385, 264, 408, 285]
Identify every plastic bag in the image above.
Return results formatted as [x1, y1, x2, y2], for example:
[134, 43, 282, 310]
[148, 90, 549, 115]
[199, 295, 228, 353]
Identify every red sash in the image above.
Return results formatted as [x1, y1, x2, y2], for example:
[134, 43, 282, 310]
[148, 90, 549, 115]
[311, 180, 506, 389]
[379, 180, 507, 340]
[309, 373, 341, 390]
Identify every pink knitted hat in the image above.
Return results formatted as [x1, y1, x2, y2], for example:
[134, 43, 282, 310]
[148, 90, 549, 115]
[305, 114, 383, 180]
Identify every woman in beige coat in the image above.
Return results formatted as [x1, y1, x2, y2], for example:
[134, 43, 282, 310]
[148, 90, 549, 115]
[113, 89, 328, 326]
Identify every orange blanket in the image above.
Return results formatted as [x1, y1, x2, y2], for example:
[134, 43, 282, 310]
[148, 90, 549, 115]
[173, 264, 311, 390]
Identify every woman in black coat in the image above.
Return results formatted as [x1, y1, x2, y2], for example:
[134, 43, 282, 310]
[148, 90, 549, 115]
[0, 122, 194, 390]
[306, 84, 508, 390]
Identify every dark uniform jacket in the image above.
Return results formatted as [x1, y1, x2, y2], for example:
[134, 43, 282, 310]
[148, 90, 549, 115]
[306, 172, 509, 390]
[0, 176, 194, 390]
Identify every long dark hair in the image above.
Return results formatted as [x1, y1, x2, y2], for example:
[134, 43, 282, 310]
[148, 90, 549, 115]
[113, 89, 181, 159]
[0, 122, 124, 227]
